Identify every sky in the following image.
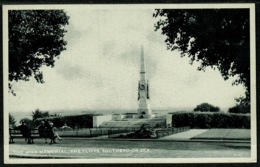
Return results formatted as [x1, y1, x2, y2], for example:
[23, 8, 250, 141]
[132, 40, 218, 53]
[8, 7, 246, 113]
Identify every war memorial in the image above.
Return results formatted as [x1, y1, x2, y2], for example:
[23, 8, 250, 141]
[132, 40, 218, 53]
[97, 46, 165, 129]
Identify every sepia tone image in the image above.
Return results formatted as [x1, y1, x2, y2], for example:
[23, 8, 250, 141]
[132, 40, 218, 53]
[3, 4, 256, 164]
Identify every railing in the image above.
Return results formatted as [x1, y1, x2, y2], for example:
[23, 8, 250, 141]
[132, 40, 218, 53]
[56, 127, 141, 138]
[107, 127, 141, 138]
[155, 126, 190, 138]
[107, 126, 191, 139]
[10, 126, 190, 139]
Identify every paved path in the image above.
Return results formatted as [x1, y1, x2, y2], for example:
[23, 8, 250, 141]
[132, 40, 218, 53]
[192, 129, 251, 140]
[8, 137, 250, 159]
[160, 129, 209, 140]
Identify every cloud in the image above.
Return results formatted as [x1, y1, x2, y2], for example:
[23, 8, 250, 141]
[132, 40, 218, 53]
[56, 62, 85, 80]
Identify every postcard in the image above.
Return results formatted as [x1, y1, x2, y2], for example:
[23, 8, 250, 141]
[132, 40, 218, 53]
[3, 3, 257, 164]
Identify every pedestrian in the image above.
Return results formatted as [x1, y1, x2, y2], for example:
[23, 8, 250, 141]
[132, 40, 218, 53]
[14, 121, 31, 143]
[38, 121, 48, 143]
[48, 122, 62, 144]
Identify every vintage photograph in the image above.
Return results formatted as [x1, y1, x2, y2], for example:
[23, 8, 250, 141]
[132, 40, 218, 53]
[3, 4, 256, 164]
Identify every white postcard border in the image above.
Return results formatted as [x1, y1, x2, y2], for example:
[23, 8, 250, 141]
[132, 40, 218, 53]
[3, 3, 257, 164]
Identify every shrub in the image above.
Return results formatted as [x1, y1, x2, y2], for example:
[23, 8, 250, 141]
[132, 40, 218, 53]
[229, 96, 250, 114]
[172, 112, 190, 127]
[194, 103, 220, 112]
[63, 114, 93, 128]
[170, 112, 250, 129]
[34, 114, 94, 128]
[9, 114, 16, 128]
[20, 118, 35, 128]
[228, 105, 250, 114]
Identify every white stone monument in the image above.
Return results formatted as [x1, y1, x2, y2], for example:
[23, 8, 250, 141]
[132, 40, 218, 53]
[137, 46, 153, 118]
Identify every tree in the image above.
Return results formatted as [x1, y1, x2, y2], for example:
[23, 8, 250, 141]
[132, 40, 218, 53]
[9, 113, 16, 128]
[20, 118, 35, 128]
[194, 103, 220, 112]
[32, 108, 49, 121]
[228, 96, 250, 114]
[154, 9, 250, 103]
[9, 10, 69, 93]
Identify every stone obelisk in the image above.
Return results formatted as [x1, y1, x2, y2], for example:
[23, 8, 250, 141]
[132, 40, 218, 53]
[137, 46, 152, 118]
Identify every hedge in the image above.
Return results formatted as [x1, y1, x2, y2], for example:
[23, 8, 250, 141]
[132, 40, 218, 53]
[170, 112, 250, 129]
[35, 114, 95, 128]
[63, 115, 93, 128]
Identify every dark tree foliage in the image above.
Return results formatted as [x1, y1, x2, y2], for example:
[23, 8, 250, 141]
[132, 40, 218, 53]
[154, 9, 250, 101]
[32, 108, 49, 121]
[20, 118, 35, 128]
[9, 10, 69, 93]
[194, 102, 220, 112]
[9, 113, 16, 128]
[229, 96, 250, 114]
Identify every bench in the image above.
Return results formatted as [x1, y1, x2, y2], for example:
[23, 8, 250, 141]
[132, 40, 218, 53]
[9, 128, 56, 144]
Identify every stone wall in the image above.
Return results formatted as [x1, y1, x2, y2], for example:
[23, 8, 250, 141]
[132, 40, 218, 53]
[93, 115, 112, 127]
